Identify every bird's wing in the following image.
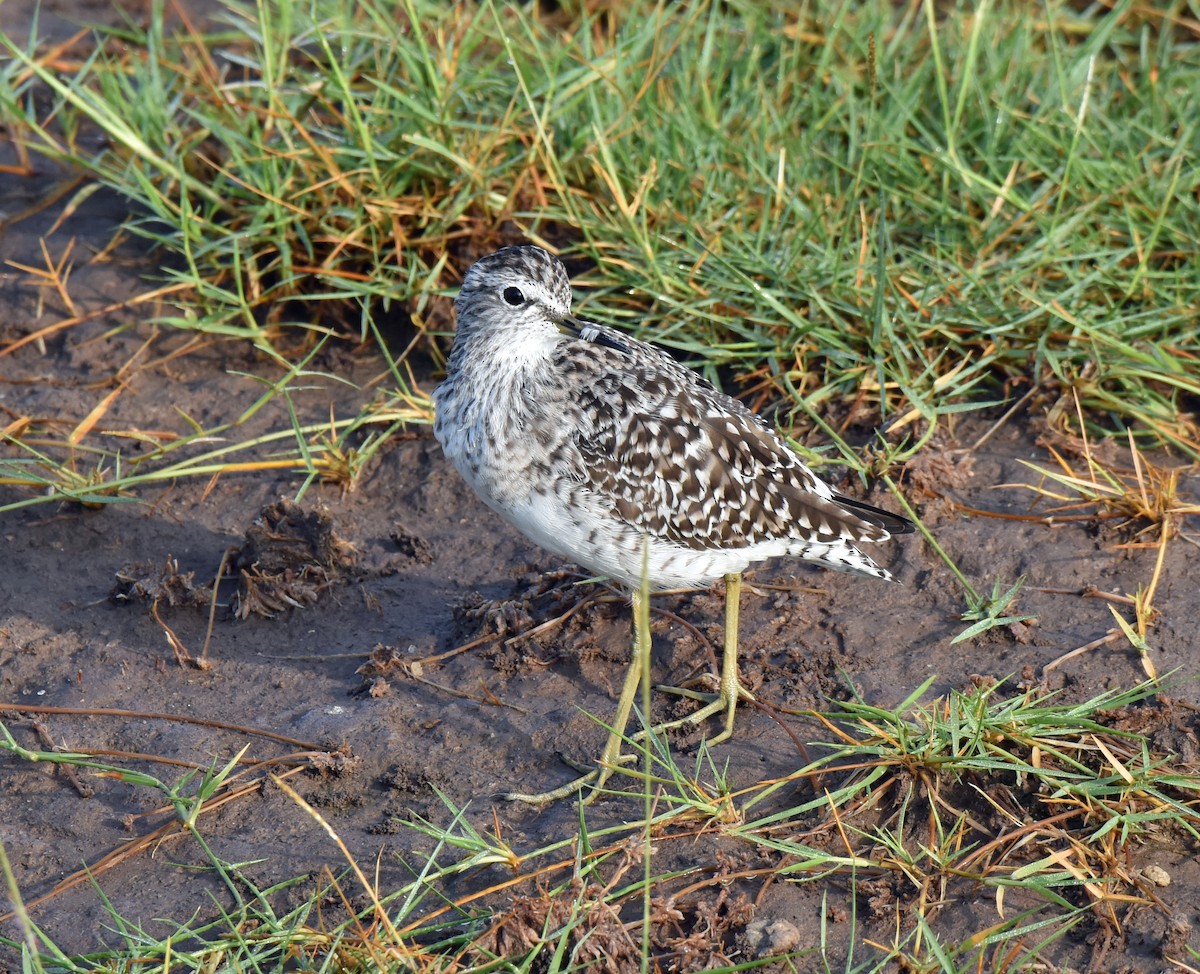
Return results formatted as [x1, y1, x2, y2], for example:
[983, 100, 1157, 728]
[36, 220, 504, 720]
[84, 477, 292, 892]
[564, 334, 905, 551]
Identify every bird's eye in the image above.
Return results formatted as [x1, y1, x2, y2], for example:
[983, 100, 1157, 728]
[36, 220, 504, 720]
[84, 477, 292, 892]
[502, 286, 525, 306]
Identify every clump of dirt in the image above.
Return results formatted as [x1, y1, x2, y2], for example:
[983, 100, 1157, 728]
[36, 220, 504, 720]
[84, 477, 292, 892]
[475, 880, 643, 972]
[111, 556, 212, 609]
[353, 642, 415, 698]
[388, 521, 434, 565]
[110, 499, 359, 621]
[231, 499, 358, 618]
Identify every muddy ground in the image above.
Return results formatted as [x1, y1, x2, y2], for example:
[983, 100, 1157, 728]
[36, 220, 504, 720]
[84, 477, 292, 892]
[2, 4, 1199, 972]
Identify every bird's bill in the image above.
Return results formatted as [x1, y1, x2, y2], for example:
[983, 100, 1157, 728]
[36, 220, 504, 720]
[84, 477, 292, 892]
[557, 314, 630, 354]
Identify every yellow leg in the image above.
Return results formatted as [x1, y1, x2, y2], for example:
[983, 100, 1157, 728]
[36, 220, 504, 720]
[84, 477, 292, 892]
[505, 588, 650, 806]
[642, 571, 750, 744]
[505, 571, 750, 806]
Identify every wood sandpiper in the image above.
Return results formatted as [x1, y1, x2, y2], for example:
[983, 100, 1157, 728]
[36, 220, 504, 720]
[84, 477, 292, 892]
[433, 245, 913, 804]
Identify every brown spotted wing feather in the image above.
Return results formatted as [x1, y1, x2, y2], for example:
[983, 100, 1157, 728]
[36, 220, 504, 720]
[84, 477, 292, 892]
[561, 324, 910, 553]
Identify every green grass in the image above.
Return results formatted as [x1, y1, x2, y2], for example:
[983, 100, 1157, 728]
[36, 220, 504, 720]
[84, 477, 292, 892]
[2, 677, 1195, 971]
[2, 0, 1199, 510]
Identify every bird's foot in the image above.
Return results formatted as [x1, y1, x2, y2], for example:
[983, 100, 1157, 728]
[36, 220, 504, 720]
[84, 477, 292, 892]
[644, 676, 755, 746]
[502, 750, 639, 806]
[502, 681, 754, 806]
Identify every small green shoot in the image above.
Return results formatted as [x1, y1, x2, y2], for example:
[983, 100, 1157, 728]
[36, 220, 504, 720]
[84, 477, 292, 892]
[952, 575, 1036, 644]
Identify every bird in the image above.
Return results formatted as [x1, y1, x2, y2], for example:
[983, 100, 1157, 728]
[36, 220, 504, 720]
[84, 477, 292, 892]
[433, 244, 913, 804]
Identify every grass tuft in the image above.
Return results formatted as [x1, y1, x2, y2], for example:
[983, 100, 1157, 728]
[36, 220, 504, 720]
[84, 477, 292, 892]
[0, 0, 1197, 506]
[4, 675, 1196, 970]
